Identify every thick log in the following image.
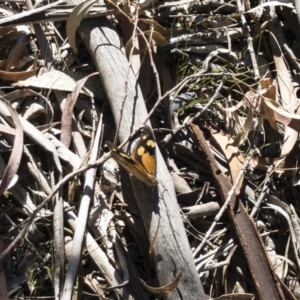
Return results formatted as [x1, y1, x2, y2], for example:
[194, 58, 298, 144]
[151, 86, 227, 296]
[70, 0, 205, 298]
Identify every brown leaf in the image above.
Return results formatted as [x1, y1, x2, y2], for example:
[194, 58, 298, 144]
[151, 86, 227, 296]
[210, 129, 244, 193]
[245, 88, 300, 134]
[144, 30, 167, 47]
[260, 78, 278, 131]
[124, 37, 143, 55]
[61, 72, 99, 147]
[139, 19, 167, 36]
[139, 272, 182, 294]
[0, 68, 37, 81]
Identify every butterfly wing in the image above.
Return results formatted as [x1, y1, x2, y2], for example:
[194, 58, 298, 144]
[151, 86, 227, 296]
[131, 125, 157, 177]
[106, 141, 137, 174]
[106, 129, 157, 186]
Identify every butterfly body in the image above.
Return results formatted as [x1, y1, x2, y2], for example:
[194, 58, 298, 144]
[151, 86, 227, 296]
[106, 125, 157, 186]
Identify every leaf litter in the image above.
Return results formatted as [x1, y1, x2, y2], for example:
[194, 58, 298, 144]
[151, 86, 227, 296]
[0, 0, 300, 299]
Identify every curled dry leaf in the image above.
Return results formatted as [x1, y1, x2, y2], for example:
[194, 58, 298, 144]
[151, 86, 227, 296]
[245, 83, 300, 133]
[139, 19, 167, 36]
[23, 101, 46, 121]
[0, 68, 37, 81]
[4, 88, 54, 124]
[139, 272, 182, 294]
[61, 72, 99, 148]
[66, 0, 98, 54]
[0, 96, 24, 196]
[257, 76, 299, 173]
[125, 30, 167, 54]
[144, 30, 167, 47]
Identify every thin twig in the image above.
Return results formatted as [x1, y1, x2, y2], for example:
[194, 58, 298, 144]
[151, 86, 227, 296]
[114, 12, 140, 143]
[136, 26, 162, 101]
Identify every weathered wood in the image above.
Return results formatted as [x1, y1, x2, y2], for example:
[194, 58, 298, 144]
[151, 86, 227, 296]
[70, 0, 205, 298]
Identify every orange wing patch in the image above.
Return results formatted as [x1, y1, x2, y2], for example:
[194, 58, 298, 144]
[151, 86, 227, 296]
[141, 152, 156, 174]
[106, 125, 157, 186]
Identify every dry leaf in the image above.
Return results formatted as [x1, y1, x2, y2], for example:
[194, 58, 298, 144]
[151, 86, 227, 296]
[139, 19, 167, 36]
[125, 37, 143, 55]
[139, 272, 182, 294]
[262, 97, 300, 120]
[61, 72, 98, 147]
[244, 83, 300, 134]
[0, 68, 37, 81]
[249, 156, 299, 174]
[231, 107, 254, 146]
[23, 101, 46, 121]
[14, 70, 103, 98]
[0, 97, 24, 196]
[260, 78, 278, 131]
[0, 124, 16, 136]
[212, 293, 254, 300]
[272, 45, 298, 158]
[66, 0, 98, 54]
[144, 30, 167, 47]
[210, 130, 244, 193]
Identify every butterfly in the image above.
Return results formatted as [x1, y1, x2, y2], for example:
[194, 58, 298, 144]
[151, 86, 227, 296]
[106, 125, 158, 186]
